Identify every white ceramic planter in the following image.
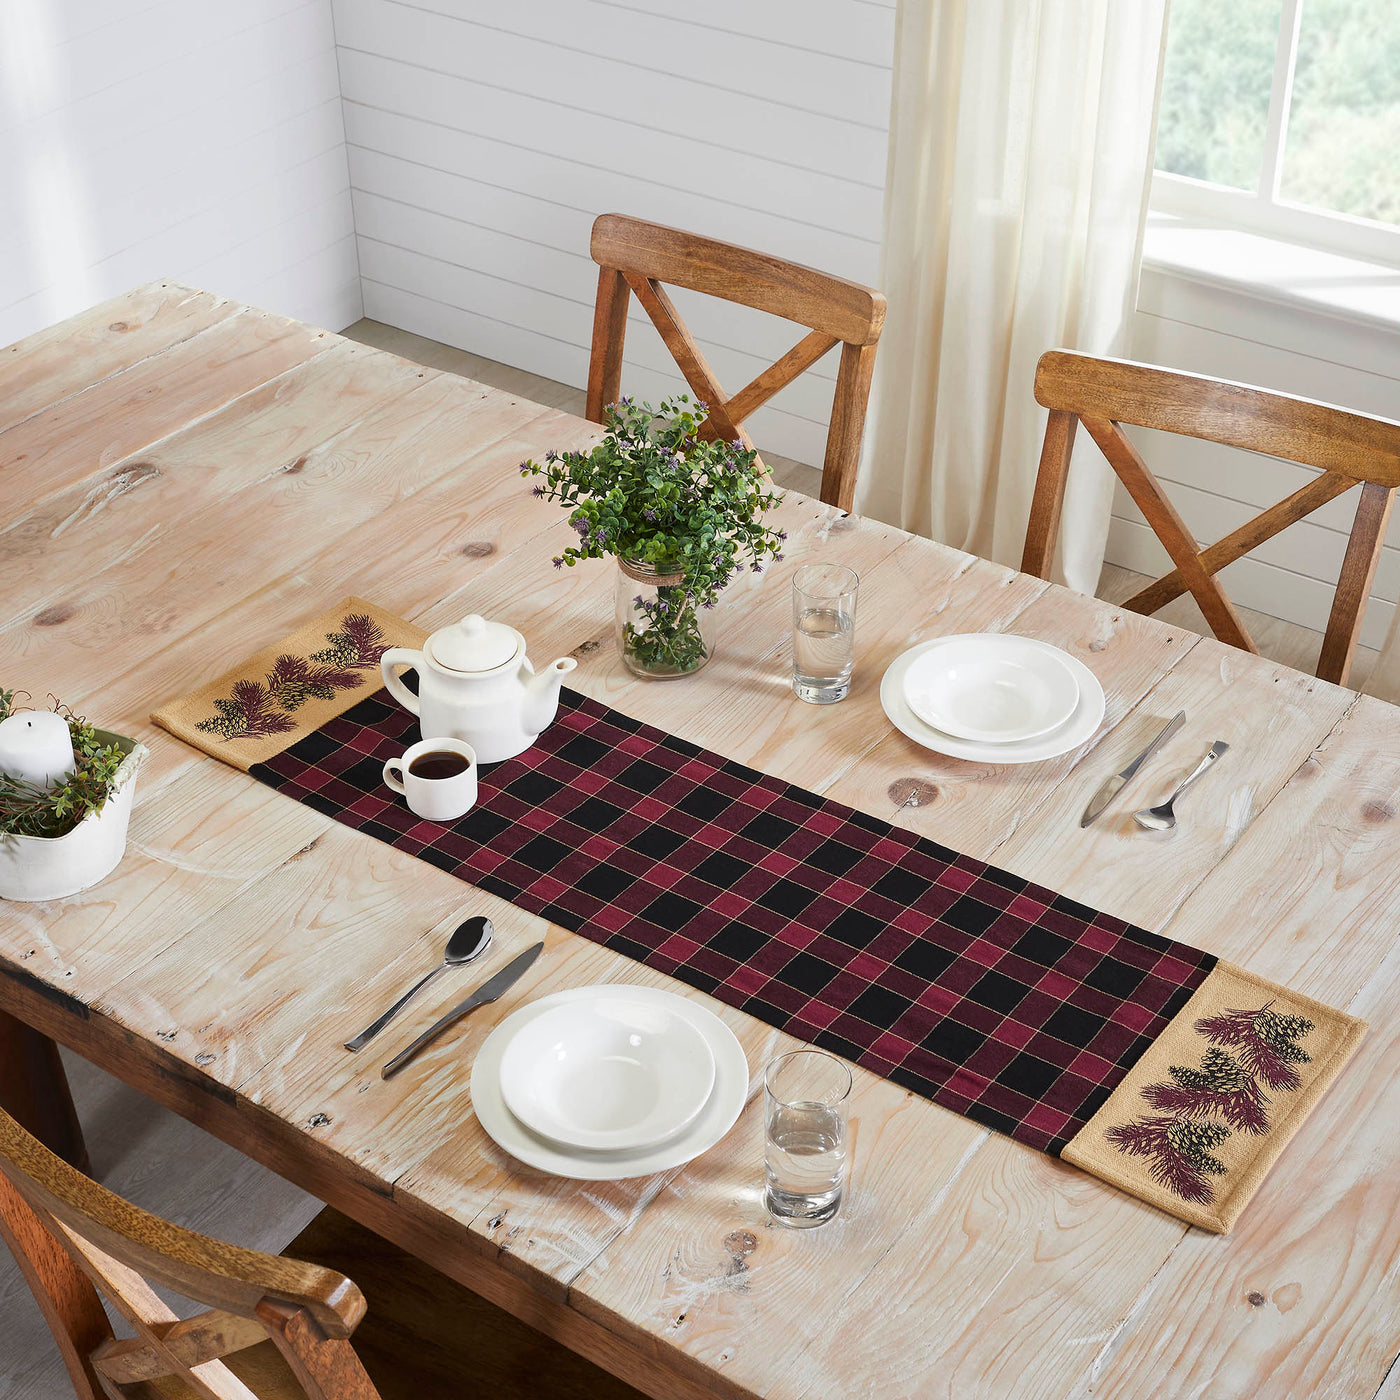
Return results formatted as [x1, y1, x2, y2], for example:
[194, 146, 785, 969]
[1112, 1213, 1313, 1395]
[0, 730, 147, 902]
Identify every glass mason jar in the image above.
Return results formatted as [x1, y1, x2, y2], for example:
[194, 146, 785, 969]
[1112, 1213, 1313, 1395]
[614, 556, 717, 679]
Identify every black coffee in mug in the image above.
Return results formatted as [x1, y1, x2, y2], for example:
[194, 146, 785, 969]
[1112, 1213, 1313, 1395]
[408, 749, 471, 780]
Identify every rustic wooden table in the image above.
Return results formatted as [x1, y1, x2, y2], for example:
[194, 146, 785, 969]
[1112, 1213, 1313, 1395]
[2, 282, 1398, 1400]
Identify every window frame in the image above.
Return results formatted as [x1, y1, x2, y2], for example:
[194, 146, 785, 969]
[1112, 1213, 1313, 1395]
[1151, 0, 1400, 269]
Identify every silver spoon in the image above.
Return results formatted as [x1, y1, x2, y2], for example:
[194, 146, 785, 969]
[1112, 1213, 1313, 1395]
[343, 915, 494, 1051]
[1133, 742, 1229, 831]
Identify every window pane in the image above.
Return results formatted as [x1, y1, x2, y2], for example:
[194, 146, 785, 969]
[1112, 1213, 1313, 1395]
[1155, 0, 1283, 191]
[1280, 0, 1400, 225]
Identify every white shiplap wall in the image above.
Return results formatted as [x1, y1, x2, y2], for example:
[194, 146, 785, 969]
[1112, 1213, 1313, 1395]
[0, 0, 361, 348]
[332, 0, 895, 463]
[1114, 273, 1400, 650]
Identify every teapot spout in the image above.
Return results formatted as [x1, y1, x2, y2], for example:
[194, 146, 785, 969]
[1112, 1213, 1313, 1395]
[522, 656, 578, 736]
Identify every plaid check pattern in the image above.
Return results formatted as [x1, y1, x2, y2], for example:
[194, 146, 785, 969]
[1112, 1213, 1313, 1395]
[252, 688, 1215, 1154]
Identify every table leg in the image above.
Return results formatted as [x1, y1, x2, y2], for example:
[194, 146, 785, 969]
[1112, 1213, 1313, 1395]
[0, 1009, 91, 1175]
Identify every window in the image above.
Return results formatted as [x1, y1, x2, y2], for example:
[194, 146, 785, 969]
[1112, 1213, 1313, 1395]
[1152, 0, 1400, 265]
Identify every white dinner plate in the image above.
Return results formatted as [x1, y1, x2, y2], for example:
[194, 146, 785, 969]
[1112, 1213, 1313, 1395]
[902, 634, 1080, 743]
[881, 639, 1105, 764]
[472, 985, 750, 1181]
[498, 993, 716, 1152]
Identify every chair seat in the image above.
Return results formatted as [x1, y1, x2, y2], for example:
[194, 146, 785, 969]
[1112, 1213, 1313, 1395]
[282, 1209, 648, 1400]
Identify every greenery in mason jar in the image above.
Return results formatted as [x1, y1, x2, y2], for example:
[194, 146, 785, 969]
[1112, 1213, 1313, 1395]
[0, 690, 128, 839]
[520, 396, 786, 674]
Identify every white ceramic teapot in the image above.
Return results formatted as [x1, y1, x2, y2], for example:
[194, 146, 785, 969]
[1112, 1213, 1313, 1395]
[380, 615, 577, 763]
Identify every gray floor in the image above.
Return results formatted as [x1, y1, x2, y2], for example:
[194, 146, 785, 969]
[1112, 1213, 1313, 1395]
[2, 326, 1373, 1395]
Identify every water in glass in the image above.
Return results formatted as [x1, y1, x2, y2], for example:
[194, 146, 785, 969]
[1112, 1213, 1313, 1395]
[792, 563, 858, 704]
[764, 1049, 851, 1227]
[793, 608, 854, 697]
[765, 1100, 847, 1227]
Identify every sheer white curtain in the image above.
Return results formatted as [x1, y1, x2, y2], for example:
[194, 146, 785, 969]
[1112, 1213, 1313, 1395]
[856, 0, 1169, 594]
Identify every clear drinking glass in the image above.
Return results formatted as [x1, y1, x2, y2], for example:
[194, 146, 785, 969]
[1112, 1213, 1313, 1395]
[764, 1050, 852, 1228]
[792, 563, 858, 704]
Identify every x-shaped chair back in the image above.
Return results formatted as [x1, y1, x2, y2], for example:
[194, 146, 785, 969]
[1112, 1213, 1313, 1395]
[0, 1107, 379, 1400]
[585, 213, 886, 512]
[1021, 350, 1400, 686]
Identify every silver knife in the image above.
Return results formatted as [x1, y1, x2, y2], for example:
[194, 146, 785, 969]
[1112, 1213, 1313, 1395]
[1079, 710, 1186, 828]
[381, 942, 544, 1080]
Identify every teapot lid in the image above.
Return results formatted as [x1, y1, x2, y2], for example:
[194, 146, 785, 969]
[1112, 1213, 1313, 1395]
[430, 615, 519, 672]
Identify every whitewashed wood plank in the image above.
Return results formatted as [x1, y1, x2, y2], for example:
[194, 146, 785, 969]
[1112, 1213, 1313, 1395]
[0, 340, 430, 624]
[1071, 696, 1400, 1400]
[341, 105, 881, 278]
[0, 0, 319, 132]
[0, 308, 339, 518]
[332, 0, 888, 181]
[335, 50, 883, 240]
[0, 282, 237, 433]
[600, 0, 897, 68]
[0, 56, 342, 281]
[337, 0, 893, 124]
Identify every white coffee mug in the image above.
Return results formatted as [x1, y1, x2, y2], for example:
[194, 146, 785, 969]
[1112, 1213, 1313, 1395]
[383, 738, 478, 822]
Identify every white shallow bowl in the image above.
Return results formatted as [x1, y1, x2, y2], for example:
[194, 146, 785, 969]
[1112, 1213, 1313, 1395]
[881, 639, 1105, 765]
[902, 634, 1079, 743]
[498, 994, 716, 1152]
[472, 985, 749, 1181]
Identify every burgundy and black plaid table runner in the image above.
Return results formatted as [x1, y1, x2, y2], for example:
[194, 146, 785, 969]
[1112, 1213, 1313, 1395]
[253, 685, 1216, 1156]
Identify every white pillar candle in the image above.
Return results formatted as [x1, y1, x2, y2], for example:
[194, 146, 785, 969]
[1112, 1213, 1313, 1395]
[0, 711, 76, 788]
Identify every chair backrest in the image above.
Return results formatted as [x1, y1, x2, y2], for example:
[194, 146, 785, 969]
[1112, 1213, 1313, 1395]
[1021, 349, 1400, 686]
[0, 1106, 379, 1400]
[585, 213, 886, 512]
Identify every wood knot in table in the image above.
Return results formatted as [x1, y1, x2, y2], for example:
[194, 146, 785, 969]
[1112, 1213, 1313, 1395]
[571, 636, 607, 658]
[34, 602, 77, 627]
[459, 540, 495, 558]
[888, 777, 939, 809]
[1247, 1291, 1266, 1307]
[280, 455, 308, 475]
[108, 321, 130, 332]
[1362, 800, 1395, 824]
[306, 1112, 331, 1130]
[107, 462, 161, 492]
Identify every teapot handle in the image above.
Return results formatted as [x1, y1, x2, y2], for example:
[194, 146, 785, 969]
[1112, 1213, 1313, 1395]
[380, 648, 423, 715]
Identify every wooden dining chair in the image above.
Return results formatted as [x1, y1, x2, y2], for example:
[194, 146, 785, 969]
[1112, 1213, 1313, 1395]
[585, 212, 886, 512]
[0, 1107, 644, 1400]
[1021, 349, 1400, 686]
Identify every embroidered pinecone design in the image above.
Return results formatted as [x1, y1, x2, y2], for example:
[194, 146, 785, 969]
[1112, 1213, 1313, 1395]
[1256, 1010, 1315, 1062]
[1170, 1046, 1249, 1094]
[1196, 1005, 1313, 1091]
[197, 614, 389, 742]
[264, 654, 357, 712]
[1106, 1001, 1314, 1205]
[1163, 1119, 1229, 1177]
[311, 613, 387, 670]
